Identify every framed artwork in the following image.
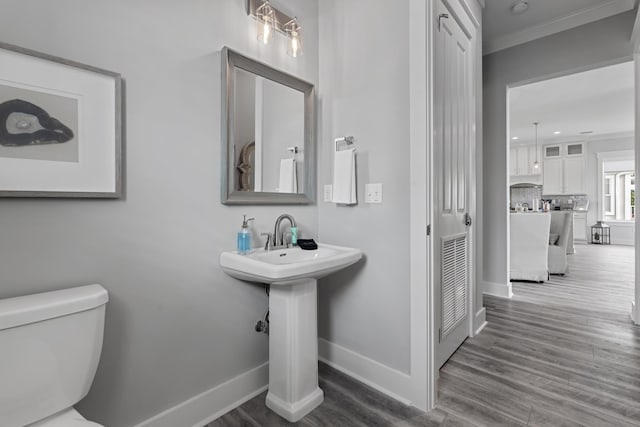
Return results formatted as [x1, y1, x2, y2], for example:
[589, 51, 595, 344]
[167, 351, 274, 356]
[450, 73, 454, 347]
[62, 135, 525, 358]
[0, 42, 122, 198]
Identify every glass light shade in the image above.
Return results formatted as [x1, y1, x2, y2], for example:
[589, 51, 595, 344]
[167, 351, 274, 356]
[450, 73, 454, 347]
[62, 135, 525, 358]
[533, 161, 539, 169]
[285, 19, 303, 58]
[256, 2, 276, 45]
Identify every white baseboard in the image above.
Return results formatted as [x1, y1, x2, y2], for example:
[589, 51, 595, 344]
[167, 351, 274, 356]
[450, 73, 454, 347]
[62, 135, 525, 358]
[473, 307, 487, 336]
[481, 280, 513, 299]
[133, 363, 268, 427]
[317, 338, 412, 406]
[632, 302, 639, 325]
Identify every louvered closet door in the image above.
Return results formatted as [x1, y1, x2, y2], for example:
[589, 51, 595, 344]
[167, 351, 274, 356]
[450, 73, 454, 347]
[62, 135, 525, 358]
[434, 0, 474, 369]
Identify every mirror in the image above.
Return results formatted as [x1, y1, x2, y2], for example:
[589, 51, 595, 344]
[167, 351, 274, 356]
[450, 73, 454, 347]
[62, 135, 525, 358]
[221, 47, 315, 204]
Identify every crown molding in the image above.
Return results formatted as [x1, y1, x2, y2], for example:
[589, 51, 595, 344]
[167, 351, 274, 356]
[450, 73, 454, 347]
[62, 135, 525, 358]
[484, 0, 635, 55]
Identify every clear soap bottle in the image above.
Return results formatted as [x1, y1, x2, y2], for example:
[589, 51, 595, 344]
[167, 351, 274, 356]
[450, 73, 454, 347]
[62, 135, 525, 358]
[237, 214, 254, 255]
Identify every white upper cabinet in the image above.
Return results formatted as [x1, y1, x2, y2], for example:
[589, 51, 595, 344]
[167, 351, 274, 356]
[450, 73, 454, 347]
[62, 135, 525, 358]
[510, 144, 541, 177]
[542, 142, 585, 194]
[543, 158, 563, 194]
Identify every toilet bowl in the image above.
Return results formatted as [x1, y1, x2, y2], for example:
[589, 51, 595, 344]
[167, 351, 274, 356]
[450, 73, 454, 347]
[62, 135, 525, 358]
[0, 284, 108, 427]
[28, 408, 103, 427]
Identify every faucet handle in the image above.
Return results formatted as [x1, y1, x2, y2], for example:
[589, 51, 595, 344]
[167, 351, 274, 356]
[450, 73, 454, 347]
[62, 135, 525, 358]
[283, 231, 292, 248]
[260, 232, 273, 251]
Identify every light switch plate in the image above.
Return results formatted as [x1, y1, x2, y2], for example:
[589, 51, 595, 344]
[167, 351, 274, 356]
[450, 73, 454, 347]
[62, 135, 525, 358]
[324, 184, 333, 202]
[365, 183, 382, 204]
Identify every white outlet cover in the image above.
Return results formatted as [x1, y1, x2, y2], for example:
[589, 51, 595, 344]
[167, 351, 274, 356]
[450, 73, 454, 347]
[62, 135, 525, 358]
[365, 183, 382, 204]
[324, 184, 333, 202]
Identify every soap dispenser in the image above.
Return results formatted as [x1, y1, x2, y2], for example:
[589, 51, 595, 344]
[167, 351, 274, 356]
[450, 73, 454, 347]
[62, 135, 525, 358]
[237, 214, 255, 255]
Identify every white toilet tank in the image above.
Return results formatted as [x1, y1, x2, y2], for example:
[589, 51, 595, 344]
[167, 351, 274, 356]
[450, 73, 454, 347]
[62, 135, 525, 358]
[0, 284, 108, 427]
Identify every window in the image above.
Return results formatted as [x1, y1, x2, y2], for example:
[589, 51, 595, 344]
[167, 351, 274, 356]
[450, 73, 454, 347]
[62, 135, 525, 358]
[604, 171, 635, 221]
[604, 174, 615, 216]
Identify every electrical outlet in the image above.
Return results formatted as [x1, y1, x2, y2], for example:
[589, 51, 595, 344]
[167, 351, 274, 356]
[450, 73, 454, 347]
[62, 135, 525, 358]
[324, 184, 333, 202]
[365, 183, 382, 204]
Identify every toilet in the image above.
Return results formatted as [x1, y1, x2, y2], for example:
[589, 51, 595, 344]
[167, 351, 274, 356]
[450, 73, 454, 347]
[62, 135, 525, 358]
[0, 284, 109, 427]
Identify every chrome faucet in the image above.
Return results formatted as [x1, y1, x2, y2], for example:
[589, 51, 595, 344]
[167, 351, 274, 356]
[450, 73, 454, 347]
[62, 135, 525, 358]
[273, 214, 296, 247]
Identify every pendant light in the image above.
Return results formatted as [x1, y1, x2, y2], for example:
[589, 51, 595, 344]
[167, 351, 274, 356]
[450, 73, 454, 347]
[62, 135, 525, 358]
[533, 122, 540, 170]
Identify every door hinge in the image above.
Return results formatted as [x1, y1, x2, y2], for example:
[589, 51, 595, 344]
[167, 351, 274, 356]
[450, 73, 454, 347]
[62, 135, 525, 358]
[427, 224, 431, 236]
[438, 327, 442, 343]
[438, 13, 449, 31]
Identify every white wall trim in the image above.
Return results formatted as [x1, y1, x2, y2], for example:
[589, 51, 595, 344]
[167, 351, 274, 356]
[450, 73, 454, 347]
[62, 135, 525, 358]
[635, 51, 640, 329]
[133, 363, 268, 427]
[409, 0, 434, 413]
[484, 0, 635, 55]
[482, 280, 513, 299]
[473, 308, 487, 336]
[318, 338, 412, 405]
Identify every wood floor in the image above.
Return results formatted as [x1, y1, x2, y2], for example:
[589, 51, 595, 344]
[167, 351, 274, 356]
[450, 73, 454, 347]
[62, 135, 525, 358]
[209, 244, 638, 426]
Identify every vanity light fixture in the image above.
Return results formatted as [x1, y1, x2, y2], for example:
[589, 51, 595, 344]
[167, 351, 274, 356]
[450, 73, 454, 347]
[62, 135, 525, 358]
[284, 17, 303, 58]
[247, 0, 303, 58]
[533, 122, 540, 170]
[256, 1, 277, 45]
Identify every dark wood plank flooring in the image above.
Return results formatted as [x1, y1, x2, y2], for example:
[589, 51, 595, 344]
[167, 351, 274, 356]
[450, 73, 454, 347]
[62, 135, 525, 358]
[210, 244, 638, 426]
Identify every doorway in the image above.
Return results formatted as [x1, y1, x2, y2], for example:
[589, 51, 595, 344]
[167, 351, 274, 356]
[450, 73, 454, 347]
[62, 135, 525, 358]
[506, 60, 636, 319]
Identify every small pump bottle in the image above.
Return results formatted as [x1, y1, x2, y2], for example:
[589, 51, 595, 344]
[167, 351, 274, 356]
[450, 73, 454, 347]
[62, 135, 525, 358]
[237, 214, 254, 255]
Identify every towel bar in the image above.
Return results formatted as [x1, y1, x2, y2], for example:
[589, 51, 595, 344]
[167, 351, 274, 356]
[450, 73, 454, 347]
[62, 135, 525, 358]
[335, 136, 355, 152]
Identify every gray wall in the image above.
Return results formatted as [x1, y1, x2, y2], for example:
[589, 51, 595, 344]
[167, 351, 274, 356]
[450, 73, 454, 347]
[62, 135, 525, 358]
[0, 1, 318, 426]
[483, 11, 635, 288]
[317, 0, 411, 373]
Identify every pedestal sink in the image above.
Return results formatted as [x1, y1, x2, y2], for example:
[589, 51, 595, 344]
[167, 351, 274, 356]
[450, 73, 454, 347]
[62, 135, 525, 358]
[220, 243, 362, 422]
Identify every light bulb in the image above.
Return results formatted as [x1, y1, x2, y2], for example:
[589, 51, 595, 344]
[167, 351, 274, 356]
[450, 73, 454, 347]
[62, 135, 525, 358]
[262, 20, 271, 44]
[533, 161, 539, 169]
[290, 33, 299, 57]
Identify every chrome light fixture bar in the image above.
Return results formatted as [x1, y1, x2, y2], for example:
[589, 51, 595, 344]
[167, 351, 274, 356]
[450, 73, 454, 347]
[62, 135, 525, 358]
[246, 0, 302, 56]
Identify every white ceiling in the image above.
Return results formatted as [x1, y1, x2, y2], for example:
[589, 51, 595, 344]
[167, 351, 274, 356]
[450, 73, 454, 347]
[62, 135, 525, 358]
[483, 0, 635, 54]
[509, 61, 634, 144]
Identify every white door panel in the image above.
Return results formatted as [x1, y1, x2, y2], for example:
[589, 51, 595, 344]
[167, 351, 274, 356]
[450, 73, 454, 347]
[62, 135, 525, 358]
[434, 0, 473, 369]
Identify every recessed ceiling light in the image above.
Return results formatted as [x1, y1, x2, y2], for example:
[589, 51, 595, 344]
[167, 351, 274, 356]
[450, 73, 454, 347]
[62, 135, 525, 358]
[511, 1, 529, 14]
[512, 136, 519, 140]
[554, 131, 561, 135]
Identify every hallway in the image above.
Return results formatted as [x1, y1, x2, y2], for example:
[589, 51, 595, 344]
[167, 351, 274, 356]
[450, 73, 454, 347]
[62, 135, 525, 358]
[437, 244, 639, 425]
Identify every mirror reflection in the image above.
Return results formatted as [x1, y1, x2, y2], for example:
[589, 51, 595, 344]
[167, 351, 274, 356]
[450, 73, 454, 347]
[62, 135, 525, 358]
[233, 68, 305, 194]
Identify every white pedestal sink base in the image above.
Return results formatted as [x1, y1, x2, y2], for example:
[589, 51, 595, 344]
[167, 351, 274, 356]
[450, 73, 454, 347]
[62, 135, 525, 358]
[266, 279, 324, 422]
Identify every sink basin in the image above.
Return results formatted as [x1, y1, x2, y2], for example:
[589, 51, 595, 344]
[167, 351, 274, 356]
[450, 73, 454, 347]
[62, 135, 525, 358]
[220, 243, 362, 285]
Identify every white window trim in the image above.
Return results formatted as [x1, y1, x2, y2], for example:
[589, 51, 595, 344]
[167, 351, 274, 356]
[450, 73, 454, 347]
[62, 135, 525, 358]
[604, 173, 616, 216]
[597, 150, 634, 221]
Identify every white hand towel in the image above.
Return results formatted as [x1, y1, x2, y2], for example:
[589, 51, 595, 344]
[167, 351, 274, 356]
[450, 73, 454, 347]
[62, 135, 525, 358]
[332, 148, 357, 204]
[278, 158, 297, 193]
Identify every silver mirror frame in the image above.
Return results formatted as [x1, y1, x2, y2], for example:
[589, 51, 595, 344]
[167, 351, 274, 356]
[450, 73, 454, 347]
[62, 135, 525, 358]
[221, 47, 316, 205]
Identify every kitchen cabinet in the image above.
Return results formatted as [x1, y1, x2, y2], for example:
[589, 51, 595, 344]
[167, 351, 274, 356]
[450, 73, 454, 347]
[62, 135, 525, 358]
[543, 158, 563, 194]
[573, 212, 587, 241]
[510, 144, 542, 177]
[563, 157, 585, 194]
[543, 143, 585, 195]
